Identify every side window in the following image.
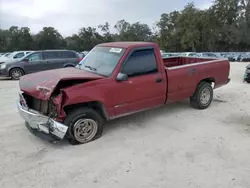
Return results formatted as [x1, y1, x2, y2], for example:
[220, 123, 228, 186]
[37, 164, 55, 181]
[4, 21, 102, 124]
[121, 49, 158, 77]
[64, 51, 77, 58]
[13, 52, 25, 59]
[26, 52, 42, 61]
[43, 51, 60, 60]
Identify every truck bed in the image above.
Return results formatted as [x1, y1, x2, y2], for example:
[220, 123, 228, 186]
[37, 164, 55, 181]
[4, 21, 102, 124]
[163, 56, 215, 68]
[163, 56, 230, 103]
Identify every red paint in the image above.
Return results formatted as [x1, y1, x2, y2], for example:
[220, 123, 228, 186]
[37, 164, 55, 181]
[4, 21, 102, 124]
[19, 42, 230, 121]
[19, 67, 104, 100]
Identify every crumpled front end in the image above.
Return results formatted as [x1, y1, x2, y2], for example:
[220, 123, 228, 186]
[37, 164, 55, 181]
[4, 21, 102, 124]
[17, 92, 68, 139]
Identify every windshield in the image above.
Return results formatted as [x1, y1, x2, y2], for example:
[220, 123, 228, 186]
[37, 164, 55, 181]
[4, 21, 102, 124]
[78, 46, 125, 77]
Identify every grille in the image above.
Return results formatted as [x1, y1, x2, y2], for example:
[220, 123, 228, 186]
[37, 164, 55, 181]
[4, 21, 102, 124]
[22, 93, 53, 115]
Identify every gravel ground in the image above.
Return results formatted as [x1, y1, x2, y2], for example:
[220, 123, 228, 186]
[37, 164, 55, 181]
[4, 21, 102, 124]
[0, 62, 250, 188]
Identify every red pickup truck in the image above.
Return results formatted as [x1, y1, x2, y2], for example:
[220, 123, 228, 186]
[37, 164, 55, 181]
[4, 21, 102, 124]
[17, 42, 230, 144]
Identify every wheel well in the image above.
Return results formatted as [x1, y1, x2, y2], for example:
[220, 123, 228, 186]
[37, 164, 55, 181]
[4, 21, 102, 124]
[9, 67, 25, 76]
[199, 77, 215, 86]
[64, 64, 74, 67]
[64, 101, 109, 120]
[201, 77, 215, 84]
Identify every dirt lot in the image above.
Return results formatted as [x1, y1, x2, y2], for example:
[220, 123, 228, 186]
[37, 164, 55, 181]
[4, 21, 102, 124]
[0, 62, 250, 188]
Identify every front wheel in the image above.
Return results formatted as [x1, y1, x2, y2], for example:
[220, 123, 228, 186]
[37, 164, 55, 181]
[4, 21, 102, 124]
[190, 81, 213, 109]
[10, 68, 24, 80]
[64, 107, 104, 145]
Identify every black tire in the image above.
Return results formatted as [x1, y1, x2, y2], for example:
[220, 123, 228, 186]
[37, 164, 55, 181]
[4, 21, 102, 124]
[64, 107, 104, 145]
[246, 80, 250, 83]
[190, 81, 213, 109]
[10, 68, 24, 80]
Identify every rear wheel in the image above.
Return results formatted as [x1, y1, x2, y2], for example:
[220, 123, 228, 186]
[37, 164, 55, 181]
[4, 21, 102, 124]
[190, 81, 213, 109]
[10, 68, 24, 80]
[64, 107, 104, 145]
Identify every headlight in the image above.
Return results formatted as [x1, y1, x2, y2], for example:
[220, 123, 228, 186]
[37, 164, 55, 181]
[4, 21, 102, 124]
[0, 64, 6, 69]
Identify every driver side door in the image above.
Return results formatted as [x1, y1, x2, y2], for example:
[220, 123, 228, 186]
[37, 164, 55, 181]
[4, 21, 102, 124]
[112, 48, 166, 117]
[23, 52, 46, 73]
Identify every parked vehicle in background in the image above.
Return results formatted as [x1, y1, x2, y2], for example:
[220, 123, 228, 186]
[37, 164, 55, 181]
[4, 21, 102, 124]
[181, 52, 200, 57]
[0, 52, 12, 62]
[81, 51, 89, 56]
[78, 52, 85, 61]
[223, 54, 235, 61]
[160, 50, 166, 55]
[162, 53, 180, 58]
[0, 50, 80, 80]
[0, 51, 33, 63]
[244, 64, 250, 83]
[17, 41, 230, 145]
[239, 54, 250, 62]
[199, 52, 217, 58]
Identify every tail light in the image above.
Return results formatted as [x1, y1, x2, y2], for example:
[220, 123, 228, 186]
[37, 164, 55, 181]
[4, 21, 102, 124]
[78, 57, 83, 62]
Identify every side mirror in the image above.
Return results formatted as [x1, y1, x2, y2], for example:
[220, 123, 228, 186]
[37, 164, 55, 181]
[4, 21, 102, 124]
[116, 73, 128, 82]
[23, 58, 29, 62]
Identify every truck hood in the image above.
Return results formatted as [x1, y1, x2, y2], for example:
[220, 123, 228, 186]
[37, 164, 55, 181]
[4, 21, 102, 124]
[19, 67, 105, 100]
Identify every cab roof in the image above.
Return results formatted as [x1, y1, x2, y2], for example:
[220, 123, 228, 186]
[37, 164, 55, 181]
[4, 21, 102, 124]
[98, 41, 157, 49]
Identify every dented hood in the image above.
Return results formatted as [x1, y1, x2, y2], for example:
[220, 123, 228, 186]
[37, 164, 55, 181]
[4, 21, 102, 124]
[19, 67, 104, 100]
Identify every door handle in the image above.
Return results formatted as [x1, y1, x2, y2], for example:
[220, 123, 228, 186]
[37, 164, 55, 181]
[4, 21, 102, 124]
[156, 78, 162, 83]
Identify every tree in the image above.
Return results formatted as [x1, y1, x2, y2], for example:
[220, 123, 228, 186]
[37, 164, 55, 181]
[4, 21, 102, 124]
[1, 0, 250, 52]
[77, 27, 104, 51]
[98, 22, 114, 42]
[114, 19, 152, 41]
[36, 27, 66, 49]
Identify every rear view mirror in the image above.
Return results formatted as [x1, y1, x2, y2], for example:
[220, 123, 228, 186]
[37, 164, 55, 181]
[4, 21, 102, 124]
[116, 73, 128, 82]
[23, 58, 29, 62]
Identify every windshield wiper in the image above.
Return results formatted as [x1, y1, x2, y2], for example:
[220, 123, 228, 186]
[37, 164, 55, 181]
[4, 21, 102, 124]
[84, 65, 97, 71]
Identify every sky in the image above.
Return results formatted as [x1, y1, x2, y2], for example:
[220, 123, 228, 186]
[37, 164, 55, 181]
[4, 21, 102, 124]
[0, 0, 213, 36]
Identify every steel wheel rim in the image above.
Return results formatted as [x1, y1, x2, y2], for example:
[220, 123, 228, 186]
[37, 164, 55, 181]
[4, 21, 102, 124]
[12, 70, 22, 79]
[200, 87, 211, 105]
[73, 119, 98, 143]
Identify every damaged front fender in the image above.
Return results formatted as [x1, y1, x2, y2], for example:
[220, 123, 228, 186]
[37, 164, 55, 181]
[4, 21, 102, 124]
[52, 90, 69, 121]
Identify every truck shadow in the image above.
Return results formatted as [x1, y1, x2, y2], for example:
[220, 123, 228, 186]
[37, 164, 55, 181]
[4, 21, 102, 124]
[51, 100, 192, 147]
[51, 97, 226, 147]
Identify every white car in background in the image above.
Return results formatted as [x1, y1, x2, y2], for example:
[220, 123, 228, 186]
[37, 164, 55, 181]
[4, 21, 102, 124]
[181, 52, 200, 57]
[0, 52, 11, 58]
[199, 52, 218, 58]
[0, 51, 33, 63]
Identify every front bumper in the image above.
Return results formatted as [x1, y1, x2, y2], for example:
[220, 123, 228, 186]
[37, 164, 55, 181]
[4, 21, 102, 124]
[17, 99, 68, 140]
[0, 69, 9, 77]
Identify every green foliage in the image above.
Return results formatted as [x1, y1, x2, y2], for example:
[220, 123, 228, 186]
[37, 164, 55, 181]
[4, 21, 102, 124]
[1, 0, 250, 52]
